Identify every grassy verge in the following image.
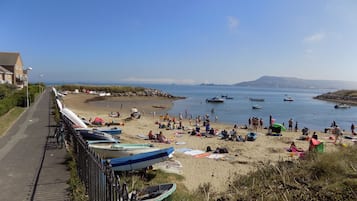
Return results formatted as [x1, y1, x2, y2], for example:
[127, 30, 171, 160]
[0, 107, 25, 136]
[66, 153, 88, 201]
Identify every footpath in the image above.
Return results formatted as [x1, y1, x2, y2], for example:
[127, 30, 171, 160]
[0, 88, 70, 201]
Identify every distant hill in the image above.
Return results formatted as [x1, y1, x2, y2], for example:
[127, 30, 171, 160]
[234, 76, 357, 89]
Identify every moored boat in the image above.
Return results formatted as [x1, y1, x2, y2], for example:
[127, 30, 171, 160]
[283, 96, 294, 101]
[88, 142, 159, 159]
[252, 105, 262, 109]
[334, 104, 351, 109]
[206, 97, 224, 103]
[249, 97, 265, 102]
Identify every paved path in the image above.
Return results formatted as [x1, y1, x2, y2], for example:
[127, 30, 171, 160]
[0, 88, 70, 201]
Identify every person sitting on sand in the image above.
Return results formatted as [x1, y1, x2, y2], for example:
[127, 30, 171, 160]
[157, 131, 170, 144]
[288, 141, 304, 152]
[220, 129, 228, 139]
[190, 128, 197, 136]
[148, 130, 156, 140]
[309, 132, 321, 151]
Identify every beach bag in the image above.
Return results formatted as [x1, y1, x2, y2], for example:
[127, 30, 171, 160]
[206, 146, 212, 152]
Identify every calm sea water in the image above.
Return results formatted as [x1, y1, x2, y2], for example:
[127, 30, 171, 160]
[140, 84, 357, 132]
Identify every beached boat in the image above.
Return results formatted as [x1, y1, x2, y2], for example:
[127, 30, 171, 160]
[61, 108, 88, 128]
[283, 96, 294, 101]
[132, 183, 176, 201]
[252, 105, 262, 109]
[109, 147, 174, 171]
[75, 127, 122, 135]
[334, 104, 351, 109]
[76, 128, 115, 141]
[249, 97, 265, 102]
[206, 97, 224, 103]
[88, 142, 159, 159]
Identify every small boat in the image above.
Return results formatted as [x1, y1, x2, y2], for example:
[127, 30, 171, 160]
[334, 104, 351, 109]
[283, 97, 294, 101]
[132, 183, 176, 201]
[206, 97, 224, 103]
[252, 105, 262, 109]
[61, 108, 88, 128]
[76, 128, 115, 141]
[109, 147, 174, 171]
[76, 127, 122, 135]
[246, 132, 257, 141]
[88, 142, 159, 159]
[249, 97, 265, 102]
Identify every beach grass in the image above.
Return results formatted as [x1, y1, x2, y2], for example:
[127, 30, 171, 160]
[0, 107, 25, 136]
[223, 146, 357, 201]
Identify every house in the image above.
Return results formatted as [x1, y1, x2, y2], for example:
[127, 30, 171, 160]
[0, 52, 27, 87]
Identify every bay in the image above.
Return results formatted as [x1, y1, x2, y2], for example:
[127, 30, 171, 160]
[141, 84, 357, 132]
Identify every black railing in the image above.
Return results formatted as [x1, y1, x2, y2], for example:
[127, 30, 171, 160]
[61, 117, 133, 201]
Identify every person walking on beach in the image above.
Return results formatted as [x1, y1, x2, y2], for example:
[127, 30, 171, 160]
[333, 125, 343, 144]
[288, 118, 293, 132]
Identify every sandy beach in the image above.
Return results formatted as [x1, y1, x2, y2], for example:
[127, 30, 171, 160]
[61, 93, 350, 193]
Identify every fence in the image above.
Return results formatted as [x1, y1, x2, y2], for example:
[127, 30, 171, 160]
[57, 108, 135, 200]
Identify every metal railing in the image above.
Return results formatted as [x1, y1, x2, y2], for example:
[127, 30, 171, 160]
[52, 89, 136, 201]
[61, 117, 133, 201]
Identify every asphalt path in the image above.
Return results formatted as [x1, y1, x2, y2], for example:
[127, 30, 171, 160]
[0, 88, 69, 201]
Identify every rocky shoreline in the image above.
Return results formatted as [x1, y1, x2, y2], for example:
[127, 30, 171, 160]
[314, 90, 357, 105]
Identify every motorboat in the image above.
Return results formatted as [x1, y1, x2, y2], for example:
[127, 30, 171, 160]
[249, 97, 265, 102]
[252, 105, 262, 109]
[206, 97, 224, 103]
[334, 104, 351, 109]
[283, 96, 294, 101]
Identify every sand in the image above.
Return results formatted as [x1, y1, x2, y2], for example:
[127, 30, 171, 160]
[61, 93, 350, 193]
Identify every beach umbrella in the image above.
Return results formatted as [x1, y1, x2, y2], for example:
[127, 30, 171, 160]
[272, 123, 286, 131]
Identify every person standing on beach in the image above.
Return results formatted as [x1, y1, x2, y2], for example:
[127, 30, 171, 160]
[351, 123, 355, 135]
[288, 118, 293, 132]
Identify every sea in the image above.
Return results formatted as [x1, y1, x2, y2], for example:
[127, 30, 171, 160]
[51, 82, 357, 132]
[139, 84, 357, 132]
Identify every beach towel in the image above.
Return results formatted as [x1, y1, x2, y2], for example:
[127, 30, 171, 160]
[184, 150, 205, 156]
[137, 134, 149, 140]
[176, 148, 192, 153]
[207, 154, 226, 159]
[194, 152, 211, 158]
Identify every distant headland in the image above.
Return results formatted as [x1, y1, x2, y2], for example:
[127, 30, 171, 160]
[314, 90, 357, 105]
[234, 76, 357, 89]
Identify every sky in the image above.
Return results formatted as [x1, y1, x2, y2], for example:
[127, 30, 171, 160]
[1, 0, 356, 84]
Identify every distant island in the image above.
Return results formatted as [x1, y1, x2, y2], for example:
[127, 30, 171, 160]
[314, 90, 357, 105]
[234, 76, 357, 89]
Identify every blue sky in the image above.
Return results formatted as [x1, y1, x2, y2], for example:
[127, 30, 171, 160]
[1, 0, 356, 84]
